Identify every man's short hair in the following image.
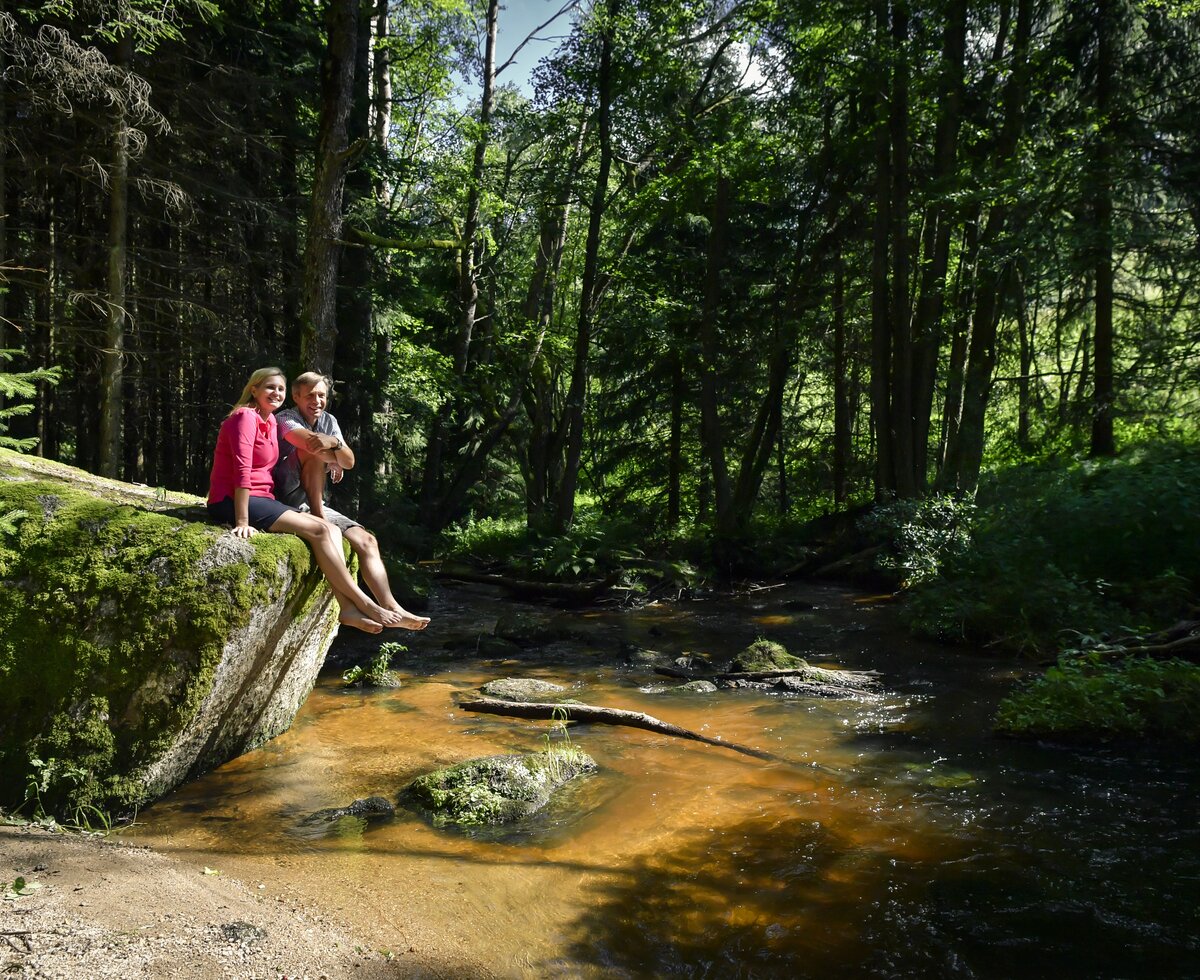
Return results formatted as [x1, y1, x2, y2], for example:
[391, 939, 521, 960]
[292, 371, 333, 396]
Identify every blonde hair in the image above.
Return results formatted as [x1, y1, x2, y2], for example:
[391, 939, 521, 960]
[292, 371, 333, 397]
[228, 366, 285, 417]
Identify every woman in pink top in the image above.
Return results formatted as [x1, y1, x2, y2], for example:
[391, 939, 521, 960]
[207, 367, 407, 634]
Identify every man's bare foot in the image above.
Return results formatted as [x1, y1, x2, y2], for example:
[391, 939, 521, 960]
[339, 607, 383, 634]
[382, 603, 430, 630]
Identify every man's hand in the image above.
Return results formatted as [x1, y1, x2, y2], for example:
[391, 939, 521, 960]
[329, 463, 344, 484]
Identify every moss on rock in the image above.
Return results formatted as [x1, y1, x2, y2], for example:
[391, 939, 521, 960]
[729, 639, 805, 672]
[0, 449, 338, 819]
[400, 748, 597, 826]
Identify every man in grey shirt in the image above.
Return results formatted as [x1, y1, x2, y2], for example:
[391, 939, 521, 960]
[274, 372, 429, 631]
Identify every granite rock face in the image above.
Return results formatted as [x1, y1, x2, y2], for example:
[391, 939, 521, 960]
[0, 448, 339, 817]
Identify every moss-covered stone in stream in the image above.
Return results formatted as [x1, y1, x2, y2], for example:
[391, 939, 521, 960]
[399, 749, 597, 827]
[0, 449, 332, 818]
[995, 656, 1200, 742]
[729, 639, 805, 672]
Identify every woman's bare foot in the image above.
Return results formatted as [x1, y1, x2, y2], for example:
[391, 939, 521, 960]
[339, 607, 383, 634]
[381, 603, 430, 630]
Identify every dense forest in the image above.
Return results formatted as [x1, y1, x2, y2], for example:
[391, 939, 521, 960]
[3, 0, 1199, 697]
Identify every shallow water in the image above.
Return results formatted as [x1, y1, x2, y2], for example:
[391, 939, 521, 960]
[125, 583, 1200, 977]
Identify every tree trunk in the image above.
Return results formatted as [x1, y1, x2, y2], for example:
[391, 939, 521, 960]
[554, 0, 619, 533]
[888, 0, 916, 497]
[99, 30, 133, 478]
[698, 173, 734, 535]
[833, 247, 851, 505]
[869, 2, 893, 498]
[667, 351, 683, 526]
[939, 0, 1032, 491]
[421, 0, 499, 526]
[910, 0, 966, 488]
[1090, 0, 1116, 457]
[333, 0, 375, 511]
[300, 0, 359, 373]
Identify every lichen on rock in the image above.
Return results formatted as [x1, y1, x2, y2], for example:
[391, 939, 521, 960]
[0, 449, 339, 819]
[399, 749, 597, 827]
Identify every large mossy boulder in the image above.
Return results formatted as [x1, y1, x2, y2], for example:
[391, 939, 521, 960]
[0, 449, 339, 818]
[400, 749, 597, 826]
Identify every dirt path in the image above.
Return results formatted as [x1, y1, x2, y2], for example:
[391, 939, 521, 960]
[0, 824, 476, 979]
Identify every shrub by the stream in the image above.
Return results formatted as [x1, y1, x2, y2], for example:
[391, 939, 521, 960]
[903, 445, 1200, 654]
[342, 642, 405, 688]
[996, 655, 1200, 742]
[440, 509, 702, 592]
[858, 494, 976, 587]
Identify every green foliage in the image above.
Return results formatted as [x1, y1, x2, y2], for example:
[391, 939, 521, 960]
[0, 350, 60, 453]
[2, 876, 43, 900]
[859, 495, 977, 587]
[996, 655, 1200, 742]
[20, 755, 113, 832]
[342, 642, 406, 687]
[903, 445, 1200, 654]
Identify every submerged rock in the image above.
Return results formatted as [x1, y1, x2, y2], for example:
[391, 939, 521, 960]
[476, 634, 524, 658]
[621, 642, 670, 667]
[480, 677, 566, 702]
[0, 448, 340, 819]
[493, 611, 568, 647]
[400, 749, 597, 826]
[303, 796, 396, 824]
[676, 680, 718, 694]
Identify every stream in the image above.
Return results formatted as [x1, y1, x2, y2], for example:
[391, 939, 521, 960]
[124, 582, 1200, 977]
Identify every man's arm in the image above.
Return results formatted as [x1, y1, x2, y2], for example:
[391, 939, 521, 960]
[283, 427, 355, 470]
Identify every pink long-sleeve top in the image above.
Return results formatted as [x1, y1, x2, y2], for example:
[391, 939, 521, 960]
[207, 407, 279, 504]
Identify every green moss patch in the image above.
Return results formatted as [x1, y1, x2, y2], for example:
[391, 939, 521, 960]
[0, 453, 317, 818]
[730, 639, 804, 672]
[400, 748, 597, 826]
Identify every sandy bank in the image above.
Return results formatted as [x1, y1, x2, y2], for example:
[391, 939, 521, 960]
[0, 824, 472, 979]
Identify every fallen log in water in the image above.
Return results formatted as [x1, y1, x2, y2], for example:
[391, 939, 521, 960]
[654, 663, 881, 691]
[457, 696, 783, 762]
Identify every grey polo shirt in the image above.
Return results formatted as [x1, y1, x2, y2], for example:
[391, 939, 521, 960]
[272, 407, 345, 507]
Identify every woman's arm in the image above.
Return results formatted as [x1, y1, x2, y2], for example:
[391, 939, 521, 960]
[231, 486, 256, 537]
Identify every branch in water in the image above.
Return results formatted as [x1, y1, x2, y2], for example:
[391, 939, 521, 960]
[457, 696, 784, 762]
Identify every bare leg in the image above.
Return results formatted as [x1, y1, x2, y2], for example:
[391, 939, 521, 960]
[269, 510, 403, 628]
[299, 449, 328, 519]
[346, 526, 430, 630]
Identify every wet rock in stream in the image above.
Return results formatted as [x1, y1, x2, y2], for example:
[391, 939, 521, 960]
[480, 677, 568, 702]
[302, 796, 396, 824]
[676, 680, 718, 693]
[400, 751, 597, 827]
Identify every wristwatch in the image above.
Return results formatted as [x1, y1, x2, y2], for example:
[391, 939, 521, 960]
[332, 438, 344, 452]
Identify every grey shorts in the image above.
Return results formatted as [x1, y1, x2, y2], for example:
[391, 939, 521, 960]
[295, 501, 361, 533]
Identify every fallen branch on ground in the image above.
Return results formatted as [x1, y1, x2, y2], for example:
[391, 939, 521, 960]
[457, 696, 783, 761]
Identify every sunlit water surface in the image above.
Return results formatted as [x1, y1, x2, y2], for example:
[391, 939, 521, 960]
[125, 584, 1200, 978]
